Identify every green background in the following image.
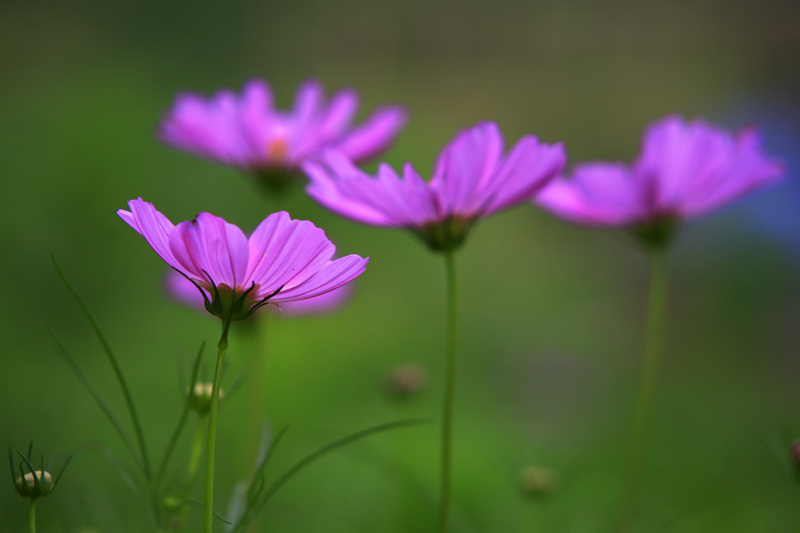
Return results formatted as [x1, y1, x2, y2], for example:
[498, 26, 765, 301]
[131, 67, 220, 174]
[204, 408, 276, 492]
[1, 0, 799, 531]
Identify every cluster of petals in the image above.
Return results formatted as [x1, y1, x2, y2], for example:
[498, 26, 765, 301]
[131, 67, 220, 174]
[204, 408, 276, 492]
[303, 121, 567, 250]
[165, 268, 353, 317]
[159, 79, 407, 173]
[537, 115, 784, 228]
[118, 198, 368, 320]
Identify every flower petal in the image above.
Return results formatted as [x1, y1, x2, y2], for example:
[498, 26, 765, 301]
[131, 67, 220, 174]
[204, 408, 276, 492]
[245, 211, 336, 297]
[118, 198, 183, 271]
[336, 106, 408, 163]
[271, 255, 369, 303]
[169, 212, 249, 287]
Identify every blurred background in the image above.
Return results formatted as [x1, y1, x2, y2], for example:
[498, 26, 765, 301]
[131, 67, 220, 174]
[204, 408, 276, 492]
[1, 0, 799, 531]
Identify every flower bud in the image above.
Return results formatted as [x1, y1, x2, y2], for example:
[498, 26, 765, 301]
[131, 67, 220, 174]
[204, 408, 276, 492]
[15, 470, 54, 499]
[518, 465, 559, 498]
[187, 382, 223, 414]
[385, 363, 427, 399]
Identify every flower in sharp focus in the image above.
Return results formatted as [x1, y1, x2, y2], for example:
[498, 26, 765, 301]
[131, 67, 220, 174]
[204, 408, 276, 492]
[118, 198, 368, 323]
[159, 79, 408, 190]
[303, 121, 567, 252]
[165, 268, 354, 318]
[536, 115, 784, 247]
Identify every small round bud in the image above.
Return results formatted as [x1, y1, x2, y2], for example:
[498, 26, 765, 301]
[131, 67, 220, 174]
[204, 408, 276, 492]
[187, 382, 224, 414]
[518, 465, 559, 498]
[15, 470, 54, 499]
[385, 363, 427, 399]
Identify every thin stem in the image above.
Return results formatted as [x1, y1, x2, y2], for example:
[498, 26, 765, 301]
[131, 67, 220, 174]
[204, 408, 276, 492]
[438, 249, 459, 533]
[617, 246, 670, 532]
[28, 499, 36, 533]
[203, 322, 230, 533]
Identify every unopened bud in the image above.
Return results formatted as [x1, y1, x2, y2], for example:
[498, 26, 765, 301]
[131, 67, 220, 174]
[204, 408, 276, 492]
[15, 470, 54, 499]
[518, 465, 559, 498]
[385, 363, 427, 398]
[187, 382, 223, 414]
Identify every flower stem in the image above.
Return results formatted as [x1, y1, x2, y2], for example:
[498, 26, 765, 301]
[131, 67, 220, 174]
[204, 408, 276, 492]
[438, 249, 459, 533]
[28, 499, 36, 533]
[617, 246, 670, 532]
[203, 323, 230, 533]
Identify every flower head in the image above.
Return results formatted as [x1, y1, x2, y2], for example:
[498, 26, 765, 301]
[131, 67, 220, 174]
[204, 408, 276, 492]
[9, 443, 71, 500]
[165, 268, 353, 317]
[304, 122, 567, 251]
[118, 198, 368, 323]
[537, 115, 784, 246]
[159, 79, 407, 190]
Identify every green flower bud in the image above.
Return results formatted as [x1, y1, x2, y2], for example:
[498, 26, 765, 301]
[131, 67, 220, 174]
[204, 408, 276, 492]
[15, 470, 54, 499]
[187, 382, 223, 414]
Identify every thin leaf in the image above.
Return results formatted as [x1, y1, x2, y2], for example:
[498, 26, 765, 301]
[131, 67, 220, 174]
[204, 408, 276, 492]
[44, 325, 144, 473]
[185, 499, 233, 524]
[51, 254, 152, 481]
[253, 419, 426, 520]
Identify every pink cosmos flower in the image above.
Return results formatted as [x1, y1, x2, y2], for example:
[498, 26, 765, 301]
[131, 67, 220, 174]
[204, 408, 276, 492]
[165, 268, 353, 317]
[118, 198, 368, 322]
[303, 121, 567, 251]
[536, 115, 784, 244]
[159, 79, 407, 188]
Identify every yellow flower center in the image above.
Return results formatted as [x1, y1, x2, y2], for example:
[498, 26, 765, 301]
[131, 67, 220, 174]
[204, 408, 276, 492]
[266, 137, 289, 162]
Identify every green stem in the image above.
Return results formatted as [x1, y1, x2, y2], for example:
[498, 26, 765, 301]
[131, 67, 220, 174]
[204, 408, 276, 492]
[203, 322, 230, 533]
[617, 246, 670, 532]
[438, 249, 458, 533]
[28, 499, 36, 533]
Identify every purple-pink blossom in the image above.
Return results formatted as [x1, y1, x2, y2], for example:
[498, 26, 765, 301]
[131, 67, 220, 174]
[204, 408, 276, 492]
[537, 115, 784, 242]
[303, 121, 567, 251]
[118, 198, 368, 322]
[159, 79, 407, 186]
[165, 268, 353, 317]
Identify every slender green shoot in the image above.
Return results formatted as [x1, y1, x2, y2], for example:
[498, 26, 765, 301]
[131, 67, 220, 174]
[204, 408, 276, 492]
[438, 249, 459, 533]
[617, 246, 670, 532]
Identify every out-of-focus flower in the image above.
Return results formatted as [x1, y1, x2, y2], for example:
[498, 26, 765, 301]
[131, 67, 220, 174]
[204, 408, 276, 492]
[537, 115, 784, 246]
[159, 79, 407, 189]
[385, 362, 428, 399]
[187, 382, 223, 414]
[304, 121, 566, 251]
[517, 465, 559, 498]
[118, 198, 368, 323]
[165, 268, 353, 317]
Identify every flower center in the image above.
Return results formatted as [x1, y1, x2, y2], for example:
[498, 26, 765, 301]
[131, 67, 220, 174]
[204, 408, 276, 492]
[266, 137, 289, 162]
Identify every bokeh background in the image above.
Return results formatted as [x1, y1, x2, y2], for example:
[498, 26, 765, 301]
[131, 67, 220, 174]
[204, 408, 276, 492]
[2, 0, 800, 531]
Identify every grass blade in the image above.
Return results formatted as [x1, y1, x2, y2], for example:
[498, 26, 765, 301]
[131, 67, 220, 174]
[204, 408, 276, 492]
[51, 254, 152, 481]
[44, 325, 144, 473]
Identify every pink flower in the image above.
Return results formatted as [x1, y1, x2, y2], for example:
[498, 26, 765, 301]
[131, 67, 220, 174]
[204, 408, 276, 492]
[165, 268, 353, 317]
[537, 115, 784, 244]
[118, 198, 368, 322]
[303, 122, 567, 251]
[159, 79, 407, 187]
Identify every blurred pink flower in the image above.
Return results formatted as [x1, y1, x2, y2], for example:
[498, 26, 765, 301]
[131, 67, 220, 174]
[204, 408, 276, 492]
[537, 115, 784, 243]
[159, 79, 407, 187]
[165, 268, 353, 317]
[118, 198, 368, 322]
[303, 121, 566, 251]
